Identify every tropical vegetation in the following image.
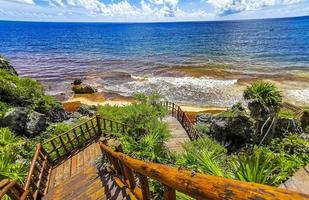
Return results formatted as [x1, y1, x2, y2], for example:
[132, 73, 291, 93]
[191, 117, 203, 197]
[0, 56, 308, 199]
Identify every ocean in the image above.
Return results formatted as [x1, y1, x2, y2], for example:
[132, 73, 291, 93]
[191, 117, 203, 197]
[0, 16, 309, 106]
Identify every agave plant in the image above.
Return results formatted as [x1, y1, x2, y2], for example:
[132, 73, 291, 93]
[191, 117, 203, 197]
[231, 146, 278, 185]
[178, 137, 228, 177]
[243, 82, 282, 143]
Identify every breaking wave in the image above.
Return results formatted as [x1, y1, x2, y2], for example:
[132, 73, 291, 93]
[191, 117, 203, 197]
[104, 76, 241, 106]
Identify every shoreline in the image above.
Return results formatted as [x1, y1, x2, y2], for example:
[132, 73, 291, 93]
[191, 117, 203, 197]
[62, 93, 228, 120]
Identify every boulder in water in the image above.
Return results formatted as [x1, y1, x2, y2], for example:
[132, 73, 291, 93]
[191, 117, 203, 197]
[71, 79, 82, 85]
[72, 85, 97, 94]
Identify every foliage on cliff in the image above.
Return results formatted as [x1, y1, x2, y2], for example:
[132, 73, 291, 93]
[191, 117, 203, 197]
[0, 69, 62, 120]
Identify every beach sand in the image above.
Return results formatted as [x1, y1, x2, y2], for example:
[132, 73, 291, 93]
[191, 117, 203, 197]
[62, 92, 227, 121]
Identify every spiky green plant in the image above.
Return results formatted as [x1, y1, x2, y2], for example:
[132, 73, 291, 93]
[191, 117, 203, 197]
[244, 82, 282, 116]
[0, 128, 27, 182]
[177, 137, 228, 177]
[231, 146, 278, 185]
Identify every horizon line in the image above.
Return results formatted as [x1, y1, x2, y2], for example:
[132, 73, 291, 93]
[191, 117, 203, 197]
[0, 15, 308, 24]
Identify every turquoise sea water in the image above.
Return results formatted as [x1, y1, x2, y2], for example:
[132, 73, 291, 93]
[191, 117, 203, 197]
[0, 16, 308, 106]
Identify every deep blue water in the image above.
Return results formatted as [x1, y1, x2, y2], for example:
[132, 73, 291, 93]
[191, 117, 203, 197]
[0, 17, 309, 105]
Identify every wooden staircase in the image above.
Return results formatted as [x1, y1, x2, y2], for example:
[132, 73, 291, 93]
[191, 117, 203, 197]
[1, 102, 309, 200]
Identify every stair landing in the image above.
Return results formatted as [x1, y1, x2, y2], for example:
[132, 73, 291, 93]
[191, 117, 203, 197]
[44, 141, 130, 200]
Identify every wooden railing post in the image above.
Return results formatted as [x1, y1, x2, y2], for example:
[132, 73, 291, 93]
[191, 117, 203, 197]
[138, 173, 151, 200]
[96, 115, 102, 135]
[163, 185, 176, 200]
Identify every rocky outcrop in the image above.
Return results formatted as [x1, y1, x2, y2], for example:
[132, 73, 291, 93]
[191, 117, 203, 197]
[196, 104, 255, 152]
[77, 105, 96, 117]
[72, 85, 97, 94]
[196, 113, 213, 124]
[0, 107, 48, 137]
[48, 106, 68, 122]
[0, 55, 18, 76]
[25, 111, 48, 137]
[275, 117, 302, 137]
[301, 111, 309, 130]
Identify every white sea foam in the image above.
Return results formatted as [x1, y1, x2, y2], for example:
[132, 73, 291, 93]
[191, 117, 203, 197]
[286, 89, 309, 104]
[104, 76, 241, 106]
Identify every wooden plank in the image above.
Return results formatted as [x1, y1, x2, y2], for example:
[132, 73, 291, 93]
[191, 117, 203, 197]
[70, 153, 79, 177]
[62, 158, 72, 181]
[280, 165, 309, 195]
[77, 148, 84, 173]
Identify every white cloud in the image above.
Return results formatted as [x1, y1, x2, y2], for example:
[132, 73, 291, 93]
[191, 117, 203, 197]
[206, 0, 304, 15]
[3, 0, 35, 4]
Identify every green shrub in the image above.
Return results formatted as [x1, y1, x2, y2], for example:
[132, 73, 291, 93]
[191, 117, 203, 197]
[32, 95, 62, 116]
[0, 69, 44, 105]
[278, 109, 299, 119]
[231, 146, 278, 185]
[176, 137, 228, 177]
[0, 69, 62, 117]
[268, 133, 309, 164]
[0, 128, 27, 182]
[195, 124, 210, 134]
[0, 101, 10, 118]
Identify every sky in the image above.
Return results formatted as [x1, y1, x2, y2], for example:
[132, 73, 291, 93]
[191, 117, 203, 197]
[0, 0, 309, 22]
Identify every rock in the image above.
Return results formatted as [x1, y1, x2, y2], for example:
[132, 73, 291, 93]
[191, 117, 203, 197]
[275, 117, 302, 136]
[77, 105, 96, 117]
[48, 106, 68, 122]
[196, 113, 213, 124]
[71, 79, 82, 85]
[25, 111, 48, 137]
[72, 85, 97, 94]
[0, 107, 48, 137]
[0, 55, 18, 76]
[209, 106, 255, 152]
[301, 111, 309, 130]
[0, 107, 29, 134]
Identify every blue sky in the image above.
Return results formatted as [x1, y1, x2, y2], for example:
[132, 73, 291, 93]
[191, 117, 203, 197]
[0, 0, 309, 22]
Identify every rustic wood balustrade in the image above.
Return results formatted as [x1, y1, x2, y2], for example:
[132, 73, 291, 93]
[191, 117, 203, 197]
[2, 107, 309, 200]
[0, 179, 28, 200]
[99, 139, 309, 200]
[160, 101, 201, 140]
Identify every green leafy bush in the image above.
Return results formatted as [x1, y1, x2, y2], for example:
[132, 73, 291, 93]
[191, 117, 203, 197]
[0, 69, 62, 117]
[0, 101, 10, 118]
[0, 128, 27, 182]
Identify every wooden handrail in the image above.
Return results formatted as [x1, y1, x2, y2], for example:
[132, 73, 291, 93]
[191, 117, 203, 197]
[100, 140, 309, 200]
[23, 144, 52, 200]
[0, 179, 28, 200]
[161, 101, 201, 140]
[43, 115, 101, 163]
